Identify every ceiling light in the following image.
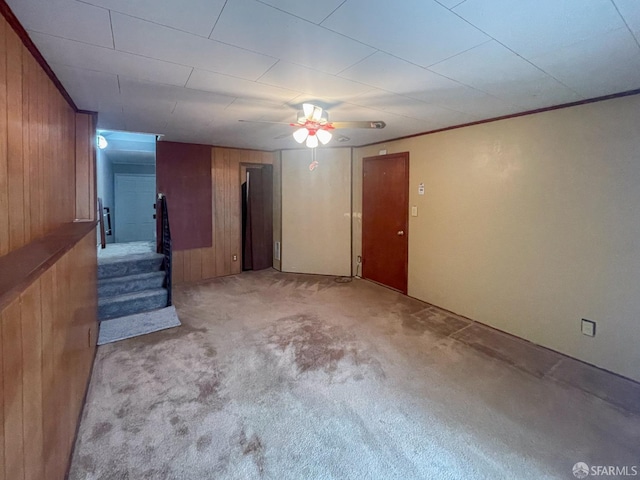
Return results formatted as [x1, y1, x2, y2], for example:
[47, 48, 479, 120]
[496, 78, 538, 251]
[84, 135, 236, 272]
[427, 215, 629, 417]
[316, 129, 332, 145]
[303, 103, 315, 118]
[306, 133, 319, 148]
[293, 127, 309, 143]
[97, 134, 108, 149]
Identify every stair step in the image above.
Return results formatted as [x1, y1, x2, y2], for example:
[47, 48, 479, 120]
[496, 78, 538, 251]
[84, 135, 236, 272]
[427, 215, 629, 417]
[98, 288, 168, 321]
[98, 252, 164, 280]
[98, 271, 166, 298]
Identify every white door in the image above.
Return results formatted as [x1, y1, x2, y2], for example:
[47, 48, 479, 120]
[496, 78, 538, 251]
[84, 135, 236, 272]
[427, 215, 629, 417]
[114, 174, 156, 243]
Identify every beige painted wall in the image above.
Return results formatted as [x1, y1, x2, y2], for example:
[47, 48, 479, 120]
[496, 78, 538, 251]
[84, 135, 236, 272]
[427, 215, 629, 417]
[354, 95, 640, 382]
[281, 148, 352, 276]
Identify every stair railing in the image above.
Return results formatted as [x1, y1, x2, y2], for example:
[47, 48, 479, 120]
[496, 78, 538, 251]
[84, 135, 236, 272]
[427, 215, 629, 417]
[157, 193, 172, 306]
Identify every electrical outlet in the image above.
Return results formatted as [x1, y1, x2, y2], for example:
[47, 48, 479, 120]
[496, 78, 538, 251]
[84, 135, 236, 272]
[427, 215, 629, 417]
[232, 254, 238, 261]
[581, 319, 596, 337]
[275, 241, 281, 261]
[357, 255, 362, 264]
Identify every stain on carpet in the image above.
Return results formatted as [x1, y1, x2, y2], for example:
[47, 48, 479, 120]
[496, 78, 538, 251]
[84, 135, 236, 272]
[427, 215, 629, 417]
[90, 422, 113, 440]
[268, 314, 385, 379]
[239, 429, 265, 474]
[402, 307, 471, 337]
[196, 434, 213, 452]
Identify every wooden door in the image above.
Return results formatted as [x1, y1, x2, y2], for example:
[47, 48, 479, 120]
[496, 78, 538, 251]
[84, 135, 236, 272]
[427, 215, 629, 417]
[362, 153, 409, 293]
[242, 165, 273, 271]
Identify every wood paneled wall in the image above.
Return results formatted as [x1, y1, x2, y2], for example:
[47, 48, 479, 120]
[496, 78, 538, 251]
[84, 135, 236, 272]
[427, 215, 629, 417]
[172, 147, 275, 284]
[0, 8, 98, 480]
[156, 142, 212, 250]
[0, 15, 80, 256]
[74, 113, 96, 221]
[1, 230, 97, 480]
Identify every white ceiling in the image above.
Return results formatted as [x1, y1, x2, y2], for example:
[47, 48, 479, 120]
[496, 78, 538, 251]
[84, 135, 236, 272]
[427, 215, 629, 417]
[8, 0, 640, 150]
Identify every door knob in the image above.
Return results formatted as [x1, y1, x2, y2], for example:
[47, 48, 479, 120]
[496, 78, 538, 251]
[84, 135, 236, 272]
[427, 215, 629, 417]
[397, 230, 404, 236]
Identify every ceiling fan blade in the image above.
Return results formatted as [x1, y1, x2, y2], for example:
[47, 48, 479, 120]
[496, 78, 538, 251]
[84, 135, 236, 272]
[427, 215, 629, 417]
[238, 119, 293, 125]
[330, 121, 386, 129]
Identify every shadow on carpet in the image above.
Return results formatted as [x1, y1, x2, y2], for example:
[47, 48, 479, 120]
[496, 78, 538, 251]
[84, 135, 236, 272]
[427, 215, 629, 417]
[98, 305, 181, 345]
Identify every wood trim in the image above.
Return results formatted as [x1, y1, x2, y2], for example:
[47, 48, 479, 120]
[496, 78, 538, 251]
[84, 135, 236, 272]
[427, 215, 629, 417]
[0, 220, 97, 311]
[0, 0, 79, 111]
[359, 88, 640, 148]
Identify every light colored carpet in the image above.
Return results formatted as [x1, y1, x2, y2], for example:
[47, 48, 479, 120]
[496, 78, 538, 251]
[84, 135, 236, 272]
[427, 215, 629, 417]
[98, 241, 155, 260]
[97, 306, 181, 345]
[71, 270, 640, 479]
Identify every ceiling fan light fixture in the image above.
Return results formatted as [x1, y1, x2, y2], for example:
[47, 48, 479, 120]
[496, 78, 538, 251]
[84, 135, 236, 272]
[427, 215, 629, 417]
[303, 103, 315, 118]
[306, 133, 319, 148]
[293, 127, 309, 143]
[316, 129, 332, 145]
[311, 106, 323, 122]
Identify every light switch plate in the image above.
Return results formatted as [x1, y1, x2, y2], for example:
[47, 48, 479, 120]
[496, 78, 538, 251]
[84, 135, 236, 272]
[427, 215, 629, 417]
[581, 318, 596, 337]
[411, 205, 418, 217]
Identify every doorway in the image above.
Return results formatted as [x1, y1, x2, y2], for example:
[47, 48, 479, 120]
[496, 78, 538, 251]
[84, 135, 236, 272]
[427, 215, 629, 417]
[114, 173, 156, 242]
[96, 130, 157, 249]
[241, 164, 273, 271]
[362, 152, 409, 293]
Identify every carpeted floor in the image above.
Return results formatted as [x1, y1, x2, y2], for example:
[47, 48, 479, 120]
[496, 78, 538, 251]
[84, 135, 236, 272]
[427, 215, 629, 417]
[70, 269, 640, 479]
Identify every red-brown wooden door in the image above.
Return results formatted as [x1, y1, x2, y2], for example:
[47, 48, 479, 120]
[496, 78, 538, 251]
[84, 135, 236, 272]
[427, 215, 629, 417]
[362, 153, 409, 293]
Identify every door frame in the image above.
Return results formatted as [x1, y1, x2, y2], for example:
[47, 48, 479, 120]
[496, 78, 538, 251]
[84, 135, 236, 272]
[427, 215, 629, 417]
[361, 152, 410, 294]
[113, 172, 156, 243]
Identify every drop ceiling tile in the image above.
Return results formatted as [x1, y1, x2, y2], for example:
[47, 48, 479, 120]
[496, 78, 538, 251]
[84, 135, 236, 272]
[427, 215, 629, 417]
[111, 12, 277, 80]
[79, 0, 225, 36]
[29, 32, 191, 87]
[339, 52, 466, 98]
[436, 0, 468, 8]
[49, 63, 121, 112]
[187, 69, 301, 104]
[490, 76, 583, 110]
[321, 0, 489, 67]
[454, 0, 625, 58]
[257, 0, 346, 24]
[96, 110, 127, 131]
[613, 0, 640, 37]
[210, 0, 375, 74]
[119, 76, 236, 113]
[352, 89, 471, 124]
[124, 112, 169, 135]
[6, 0, 113, 47]
[529, 28, 640, 98]
[259, 62, 374, 99]
[429, 41, 549, 95]
[169, 101, 228, 126]
[408, 83, 520, 118]
[224, 98, 298, 123]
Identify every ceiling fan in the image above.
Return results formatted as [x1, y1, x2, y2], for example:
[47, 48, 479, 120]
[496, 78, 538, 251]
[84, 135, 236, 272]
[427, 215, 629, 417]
[239, 103, 386, 148]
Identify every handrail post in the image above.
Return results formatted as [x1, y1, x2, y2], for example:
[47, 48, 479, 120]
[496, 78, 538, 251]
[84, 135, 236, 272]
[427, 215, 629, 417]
[157, 193, 172, 307]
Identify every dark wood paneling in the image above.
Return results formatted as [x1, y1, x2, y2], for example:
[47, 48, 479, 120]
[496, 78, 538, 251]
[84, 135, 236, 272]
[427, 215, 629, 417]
[156, 141, 213, 250]
[163, 145, 275, 285]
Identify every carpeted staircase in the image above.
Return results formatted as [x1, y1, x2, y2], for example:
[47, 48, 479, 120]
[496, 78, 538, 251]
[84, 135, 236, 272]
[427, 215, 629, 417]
[98, 252, 168, 321]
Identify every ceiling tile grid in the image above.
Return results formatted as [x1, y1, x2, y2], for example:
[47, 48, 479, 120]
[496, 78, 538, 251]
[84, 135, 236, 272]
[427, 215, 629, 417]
[6, 0, 640, 149]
